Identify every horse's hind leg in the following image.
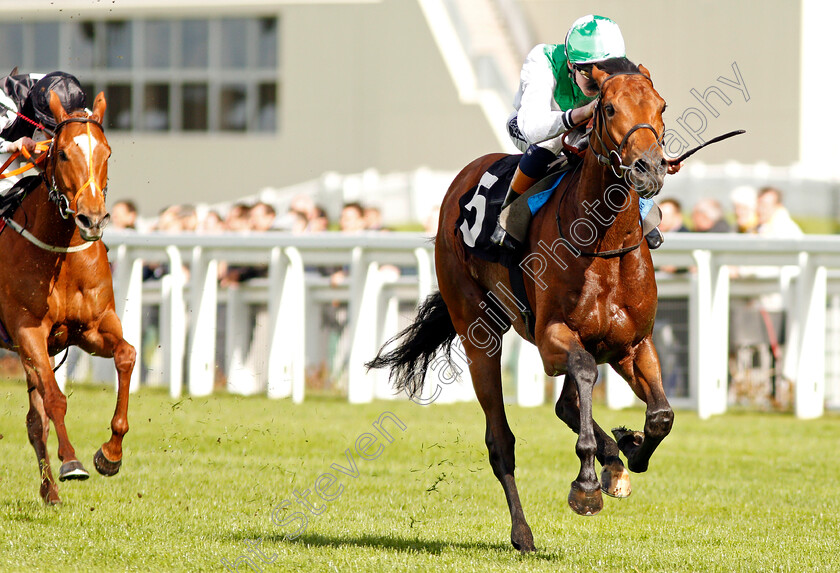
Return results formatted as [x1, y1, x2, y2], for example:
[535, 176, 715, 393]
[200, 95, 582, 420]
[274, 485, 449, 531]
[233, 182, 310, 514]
[83, 310, 136, 476]
[610, 336, 674, 473]
[465, 337, 535, 552]
[26, 384, 60, 504]
[555, 378, 631, 498]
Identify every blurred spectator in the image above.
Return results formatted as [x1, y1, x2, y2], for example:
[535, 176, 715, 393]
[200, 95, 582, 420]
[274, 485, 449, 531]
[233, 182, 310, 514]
[424, 204, 441, 237]
[289, 210, 308, 234]
[308, 205, 330, 232]
[249, 201, 277, 232]
[289, 194, 318, 222]
[155, 204, 182, 232]
[225, 202, 251, 232]
[111, 199, 138, 230]
[198, 210, 225, 233]
[659, 198, 688, 233]
[178, 204, 198, 232]
[756, 186, 803, 238]
[691, 198, 731, 232]
[730, 186, 759, 234]
[364, 206, 385, 231]
[338, 202, 366, 233]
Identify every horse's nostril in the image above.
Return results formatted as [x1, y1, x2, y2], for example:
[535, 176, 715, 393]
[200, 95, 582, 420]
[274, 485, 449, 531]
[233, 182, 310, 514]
[633, 159, 650, 173]
[77, 215, 92, 229]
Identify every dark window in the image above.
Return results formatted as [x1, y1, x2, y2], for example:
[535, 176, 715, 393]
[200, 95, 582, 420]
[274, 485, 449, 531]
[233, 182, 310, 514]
[107, 84, 132, 130]
[219, 84, 247, 131]
[182, 83, 208, 131]
[105, 21, 133, 69]
[144, 21, 172, 69]
[257, 83, 277, 132]
[143, 84, 170, 131]
[33, 22, 59, 69]
[181, 20, 208, 68]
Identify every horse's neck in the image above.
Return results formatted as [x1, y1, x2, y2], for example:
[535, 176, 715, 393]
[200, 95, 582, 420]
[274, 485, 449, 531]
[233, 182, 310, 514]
[566, 153, 641, 248]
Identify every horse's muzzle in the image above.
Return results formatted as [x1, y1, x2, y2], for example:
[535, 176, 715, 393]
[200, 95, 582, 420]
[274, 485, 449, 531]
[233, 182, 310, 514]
[628, 157, 665, 199]
[75, 212, 110, 241]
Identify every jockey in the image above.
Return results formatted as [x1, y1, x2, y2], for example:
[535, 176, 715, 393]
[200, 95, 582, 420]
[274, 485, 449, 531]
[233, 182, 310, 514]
[491, 15, 680, 252]
[0, 71, 86, 196]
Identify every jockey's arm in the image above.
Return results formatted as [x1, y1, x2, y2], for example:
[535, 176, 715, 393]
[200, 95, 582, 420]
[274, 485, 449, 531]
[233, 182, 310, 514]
[515, 46, 589, 145]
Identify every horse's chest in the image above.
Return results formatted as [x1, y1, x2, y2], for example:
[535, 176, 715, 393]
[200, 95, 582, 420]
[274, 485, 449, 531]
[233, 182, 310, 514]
[569, 273, 654, 345]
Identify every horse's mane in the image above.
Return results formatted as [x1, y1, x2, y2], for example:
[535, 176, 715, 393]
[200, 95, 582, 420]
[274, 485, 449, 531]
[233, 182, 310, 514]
[593, 57, 639, 76]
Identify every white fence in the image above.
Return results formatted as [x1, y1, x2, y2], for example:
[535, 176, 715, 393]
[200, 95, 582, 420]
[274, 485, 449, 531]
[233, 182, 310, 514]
[62, 231, 840, 419]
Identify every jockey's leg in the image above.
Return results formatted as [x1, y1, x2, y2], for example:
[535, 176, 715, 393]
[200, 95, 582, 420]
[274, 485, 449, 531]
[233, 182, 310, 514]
[492, 143, 557, 251]
[640, 198, 664, 249]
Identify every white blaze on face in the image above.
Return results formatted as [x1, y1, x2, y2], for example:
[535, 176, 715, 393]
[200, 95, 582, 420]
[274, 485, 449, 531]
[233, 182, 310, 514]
[73, 133, 98, 197]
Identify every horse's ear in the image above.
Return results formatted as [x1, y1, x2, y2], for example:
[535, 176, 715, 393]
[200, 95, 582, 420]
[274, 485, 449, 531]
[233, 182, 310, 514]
[638, 64, 651, 80]
[48, 90, 68, 125]
[591, 65, 610, 88]
[90, 92, 106, 124]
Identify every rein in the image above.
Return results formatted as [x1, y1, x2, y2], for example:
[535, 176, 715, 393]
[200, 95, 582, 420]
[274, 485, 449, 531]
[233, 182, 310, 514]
[552, 163, 645, 259]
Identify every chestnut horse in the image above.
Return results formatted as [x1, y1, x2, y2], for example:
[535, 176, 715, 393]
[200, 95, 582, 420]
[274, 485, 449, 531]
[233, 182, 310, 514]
[369, 59, 673, 551]
[0, 91, 135, 504]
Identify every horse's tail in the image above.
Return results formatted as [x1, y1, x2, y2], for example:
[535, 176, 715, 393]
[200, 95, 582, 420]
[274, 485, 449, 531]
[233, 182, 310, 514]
[365, 290, 457, 398]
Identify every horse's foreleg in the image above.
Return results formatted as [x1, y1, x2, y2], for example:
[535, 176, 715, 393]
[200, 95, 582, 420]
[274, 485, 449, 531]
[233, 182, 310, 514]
[610, 336, 674, 473]
[18, 333, 89, 483]
[538, 323, 602, 515]
[554, 378, 631, 498]
[85, 311, 136, 476]
[26, 383, 60, 504]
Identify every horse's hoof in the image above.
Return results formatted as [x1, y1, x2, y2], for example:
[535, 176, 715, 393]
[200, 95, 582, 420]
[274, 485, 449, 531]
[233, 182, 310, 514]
[58, 460, 90, 482]
[568, 481, 603, 516]
[511, 523, 536, 553]
[612, 427, 644, 450]
[41, 484, 61, 505]
[94, 448, 122, 477]
[601, 462, 632, 498]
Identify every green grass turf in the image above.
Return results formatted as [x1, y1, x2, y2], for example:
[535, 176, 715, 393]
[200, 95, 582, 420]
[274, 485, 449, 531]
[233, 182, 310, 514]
[1, 378, 839, 572]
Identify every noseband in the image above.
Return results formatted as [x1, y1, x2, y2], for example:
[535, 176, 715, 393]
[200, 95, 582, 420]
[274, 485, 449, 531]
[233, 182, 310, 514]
[590, 71, 663, 178]
[45, 116, 107, 220]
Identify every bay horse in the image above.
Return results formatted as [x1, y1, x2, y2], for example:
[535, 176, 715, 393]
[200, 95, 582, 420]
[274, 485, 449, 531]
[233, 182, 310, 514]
[0, 91, 136, 504]
[369, 59, 673, 551]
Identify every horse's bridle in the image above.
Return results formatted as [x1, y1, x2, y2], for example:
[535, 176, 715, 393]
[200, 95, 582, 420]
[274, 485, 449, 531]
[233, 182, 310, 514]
[44, 116, 108, 220]
[589, 71, 664, 179]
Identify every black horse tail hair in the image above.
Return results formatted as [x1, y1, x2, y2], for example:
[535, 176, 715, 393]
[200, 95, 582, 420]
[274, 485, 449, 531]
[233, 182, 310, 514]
[365, 290, 457, 398]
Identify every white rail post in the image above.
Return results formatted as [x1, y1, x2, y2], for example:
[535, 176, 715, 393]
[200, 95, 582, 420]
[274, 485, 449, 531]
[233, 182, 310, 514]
[793, 253, 826, 419]
[605, 365, 638, 410]
[188, 247, 218, 396]
[348, 259, 382, 404]
[117, 255, 144, 394]
[225, 285, 255, 395]
[516, 338, 545, 407]
[692, 249, 730, 419]
[164, 246, 186, 398]
[267, 246, 306, 402]
[374, 292, 401, 400]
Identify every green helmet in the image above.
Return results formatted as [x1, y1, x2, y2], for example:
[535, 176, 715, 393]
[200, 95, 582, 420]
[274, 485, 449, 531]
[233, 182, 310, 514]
[565, 15, 625, 65]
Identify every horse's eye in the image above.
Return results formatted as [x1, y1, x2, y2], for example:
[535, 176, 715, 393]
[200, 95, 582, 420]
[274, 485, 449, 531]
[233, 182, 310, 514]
[604, 104, 615, 117]
[58, 150, 68, 161]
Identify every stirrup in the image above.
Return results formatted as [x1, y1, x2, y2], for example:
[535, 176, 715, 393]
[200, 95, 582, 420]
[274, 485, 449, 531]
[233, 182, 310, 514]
[490, 222, 521, 252]
[645, 227, 664, 249]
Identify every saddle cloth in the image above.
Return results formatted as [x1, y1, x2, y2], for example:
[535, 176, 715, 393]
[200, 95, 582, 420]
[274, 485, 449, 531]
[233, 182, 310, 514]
[455, 155, 570, 264]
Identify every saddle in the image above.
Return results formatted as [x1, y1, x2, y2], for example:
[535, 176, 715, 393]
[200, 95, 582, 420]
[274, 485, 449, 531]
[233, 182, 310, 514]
[456, 155, 575, 265]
